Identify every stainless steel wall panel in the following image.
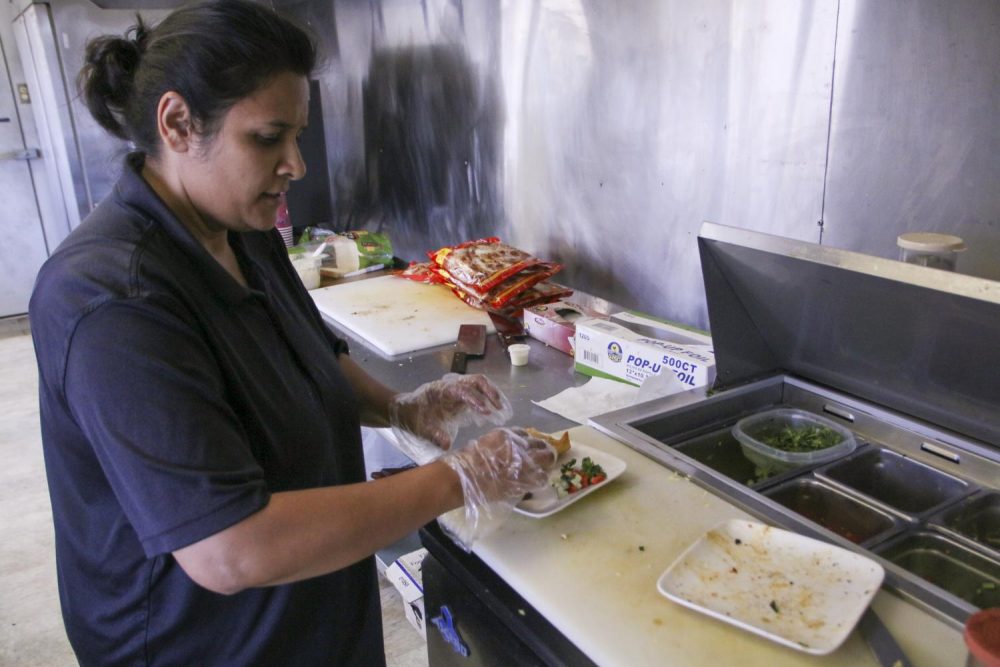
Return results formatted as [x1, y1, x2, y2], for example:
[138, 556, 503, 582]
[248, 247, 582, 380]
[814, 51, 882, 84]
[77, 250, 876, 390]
[13, 4, 86, 233]
[3, 0, 65, 257]
[499, 1, 838, 329]
[11, 0, 168, 231]
[824, 0, 1000, 280]
[22, 0, 997, 333]
[45, 0, 169, 213]
[1, 2, 51, 316]
[307, 0, 504, 262]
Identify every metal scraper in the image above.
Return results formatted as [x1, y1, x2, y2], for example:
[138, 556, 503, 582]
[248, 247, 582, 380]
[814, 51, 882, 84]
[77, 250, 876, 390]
[487, 311, 527, 349]
[858, 608, 913, 667]
[450, 324, 487, 374]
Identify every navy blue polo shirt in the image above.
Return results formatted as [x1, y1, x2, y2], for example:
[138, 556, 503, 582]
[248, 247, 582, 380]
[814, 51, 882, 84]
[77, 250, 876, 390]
[29, 154, 386, 666]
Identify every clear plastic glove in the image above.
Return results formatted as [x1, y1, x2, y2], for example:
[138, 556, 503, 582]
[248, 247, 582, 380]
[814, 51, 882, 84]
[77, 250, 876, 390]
[389, 373, 513, 464]
[437, 427, 557, 550]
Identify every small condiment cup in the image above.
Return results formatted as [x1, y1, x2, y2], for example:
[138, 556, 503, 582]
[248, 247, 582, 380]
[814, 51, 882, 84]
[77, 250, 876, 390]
[964, 608, 1000, 667]
[508, 343, 530, 366]
[290, 253, 321, 290]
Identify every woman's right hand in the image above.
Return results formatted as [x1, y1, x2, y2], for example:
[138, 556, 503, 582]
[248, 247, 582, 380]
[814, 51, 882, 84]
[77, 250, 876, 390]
[437, 427, 557, 549]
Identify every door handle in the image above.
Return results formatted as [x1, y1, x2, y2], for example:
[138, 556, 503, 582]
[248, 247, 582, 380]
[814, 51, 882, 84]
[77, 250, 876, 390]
[1, 148, 41, 160]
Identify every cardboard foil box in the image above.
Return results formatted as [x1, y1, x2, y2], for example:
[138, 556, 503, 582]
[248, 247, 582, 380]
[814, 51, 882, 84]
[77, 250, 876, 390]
[574, 312, 715, 388]
[385, 548, 427, 639]
[523, 300, 610, 355]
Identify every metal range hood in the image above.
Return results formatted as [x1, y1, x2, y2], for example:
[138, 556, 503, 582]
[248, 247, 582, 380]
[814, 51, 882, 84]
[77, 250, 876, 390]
[699, 221, 1000, 451]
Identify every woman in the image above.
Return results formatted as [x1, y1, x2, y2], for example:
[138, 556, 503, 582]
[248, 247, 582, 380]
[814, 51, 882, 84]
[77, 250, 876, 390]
[29, 1, 554, 665]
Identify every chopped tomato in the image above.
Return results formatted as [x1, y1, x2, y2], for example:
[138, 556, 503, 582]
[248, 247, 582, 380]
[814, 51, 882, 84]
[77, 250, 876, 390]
[554, 457, 608, 498]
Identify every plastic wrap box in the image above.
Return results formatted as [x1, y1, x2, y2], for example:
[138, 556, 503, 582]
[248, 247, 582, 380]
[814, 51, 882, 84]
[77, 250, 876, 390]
[385, 548, 428, 638]
[523, 300, 610, 355]
[574, 312, 715, 389]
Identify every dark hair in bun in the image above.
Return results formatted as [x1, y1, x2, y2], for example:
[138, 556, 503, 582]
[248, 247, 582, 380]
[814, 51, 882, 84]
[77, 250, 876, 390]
[77, 0, 316, 157]
[77, 20, 148, 142]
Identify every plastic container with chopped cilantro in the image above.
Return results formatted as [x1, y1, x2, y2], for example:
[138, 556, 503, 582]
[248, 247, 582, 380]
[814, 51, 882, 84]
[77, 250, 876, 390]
[733, 408, 856, 476]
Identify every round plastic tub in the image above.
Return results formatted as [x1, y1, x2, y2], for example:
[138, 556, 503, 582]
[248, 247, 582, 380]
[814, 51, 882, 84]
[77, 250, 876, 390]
[732, 408, 856, 475]
[896, 232, 966, 271]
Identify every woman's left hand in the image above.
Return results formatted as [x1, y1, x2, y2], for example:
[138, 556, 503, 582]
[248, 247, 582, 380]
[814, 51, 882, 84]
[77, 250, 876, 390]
[388, 374, 512, 462]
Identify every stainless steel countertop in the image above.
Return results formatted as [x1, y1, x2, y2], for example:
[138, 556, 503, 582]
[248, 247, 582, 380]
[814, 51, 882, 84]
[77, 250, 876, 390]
[317, 289, 593, 570]
[324, 311, 589, 439]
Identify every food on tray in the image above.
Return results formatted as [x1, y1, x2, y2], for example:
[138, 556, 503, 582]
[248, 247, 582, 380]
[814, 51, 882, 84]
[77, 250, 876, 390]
[756, 424, 843, 453]
[524, 427, 571, 456]
[519, 430, 609, 497]
[554, 457, 607, 498]
[521, 429, 571, 505]
[516, 443, 626, 517]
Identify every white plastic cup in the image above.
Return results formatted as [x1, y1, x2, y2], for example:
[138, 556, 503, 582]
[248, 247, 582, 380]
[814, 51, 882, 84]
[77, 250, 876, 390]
[278, 225, 294, 247]
[290, 254, 321, 290]
[275, 193, 294, 247]
[508, 343, 530, 366]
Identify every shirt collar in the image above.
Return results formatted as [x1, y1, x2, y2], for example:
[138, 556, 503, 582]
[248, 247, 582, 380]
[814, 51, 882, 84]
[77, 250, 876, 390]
[114, 153, 263, 306]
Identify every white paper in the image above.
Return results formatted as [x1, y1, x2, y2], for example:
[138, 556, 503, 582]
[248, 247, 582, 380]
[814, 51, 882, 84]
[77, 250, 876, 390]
[533, 373, 690, 425]
[532, 377, 630, 424]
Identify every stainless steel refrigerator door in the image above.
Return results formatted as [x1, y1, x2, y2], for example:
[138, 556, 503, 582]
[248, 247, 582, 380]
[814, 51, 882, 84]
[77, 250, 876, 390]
[1, 5, 51, 317]
[12, 3, 84, 240]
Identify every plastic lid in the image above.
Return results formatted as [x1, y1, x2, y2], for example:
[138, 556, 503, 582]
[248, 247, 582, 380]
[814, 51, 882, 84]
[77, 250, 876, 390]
[965, 609, 1000, 667]
[896, 232, 966, 253]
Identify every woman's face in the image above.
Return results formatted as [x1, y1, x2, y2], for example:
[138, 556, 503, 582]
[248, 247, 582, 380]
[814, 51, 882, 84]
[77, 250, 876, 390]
[181, 72, 309, 234]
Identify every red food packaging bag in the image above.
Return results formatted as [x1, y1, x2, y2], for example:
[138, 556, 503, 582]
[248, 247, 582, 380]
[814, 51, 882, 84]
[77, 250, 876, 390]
[429, 237, 546, 294]
[396, 261, 448, 285]
[436, 263, 562, 310]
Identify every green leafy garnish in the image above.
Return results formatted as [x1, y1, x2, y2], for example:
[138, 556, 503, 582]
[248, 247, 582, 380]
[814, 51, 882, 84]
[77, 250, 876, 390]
[757, 424, 842, 453]
[560, 457, 605, 478]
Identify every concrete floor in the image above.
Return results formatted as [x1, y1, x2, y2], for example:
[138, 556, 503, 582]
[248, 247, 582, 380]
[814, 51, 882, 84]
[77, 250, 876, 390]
[0, 318, 427, 666]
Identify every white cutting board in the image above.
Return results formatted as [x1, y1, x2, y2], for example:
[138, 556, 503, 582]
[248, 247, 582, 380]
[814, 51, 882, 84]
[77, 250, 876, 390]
[310, 275, 493, 356]
[469, 427, 896, 667]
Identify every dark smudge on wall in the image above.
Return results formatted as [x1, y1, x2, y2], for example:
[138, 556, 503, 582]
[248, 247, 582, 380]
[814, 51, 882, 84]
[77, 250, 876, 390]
[281, 0, 503, 264]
